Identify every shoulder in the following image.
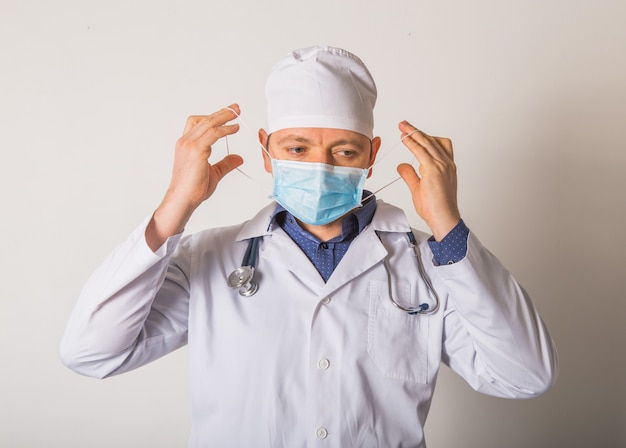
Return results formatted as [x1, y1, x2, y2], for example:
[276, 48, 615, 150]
[372, 199, 432, 244]
[371, 200, 411, 231]
[181, 202, 277, 250]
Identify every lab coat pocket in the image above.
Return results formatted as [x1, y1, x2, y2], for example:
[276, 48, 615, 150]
[367, 280, 429, 384]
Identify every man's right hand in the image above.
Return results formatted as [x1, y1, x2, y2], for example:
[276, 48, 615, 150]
[145, 104, 244, 251]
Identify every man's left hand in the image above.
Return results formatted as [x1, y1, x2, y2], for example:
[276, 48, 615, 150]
[397, 120, 461, 241]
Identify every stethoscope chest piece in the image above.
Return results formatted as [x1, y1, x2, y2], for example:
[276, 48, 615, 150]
[227, 266, 258, 297]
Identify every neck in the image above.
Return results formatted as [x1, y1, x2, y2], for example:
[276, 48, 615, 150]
[297, 217, 344, 242]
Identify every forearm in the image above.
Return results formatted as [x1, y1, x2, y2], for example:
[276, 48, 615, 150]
[146, 193, 196, 252]
[439, 233, 558, 398]
[59, 217, 186, 378]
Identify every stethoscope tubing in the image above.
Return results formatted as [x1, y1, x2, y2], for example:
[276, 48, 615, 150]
[379, 231, 440, 315]
[228, 231, 440, 315]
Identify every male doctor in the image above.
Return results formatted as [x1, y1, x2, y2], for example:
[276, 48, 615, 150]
[60, 46, 558, 447]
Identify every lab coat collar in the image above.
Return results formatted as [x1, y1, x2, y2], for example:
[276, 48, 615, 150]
[234, 200, 414, 296]
[234, 202, 278, 242]
[368, 200, 413, 234]
[235, 200, 412, 242]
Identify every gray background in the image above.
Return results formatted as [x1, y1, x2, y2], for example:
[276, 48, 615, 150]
[1, 0, 625, 446]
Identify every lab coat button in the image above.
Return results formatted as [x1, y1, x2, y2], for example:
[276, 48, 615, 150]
[317, 358, 330, 370]
[322, 296, 331, 304]
[316, 427, 328, 439]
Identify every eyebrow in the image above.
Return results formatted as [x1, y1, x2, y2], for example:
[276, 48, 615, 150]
[274, 134, 367, 148]
[274, 135, 314, 145]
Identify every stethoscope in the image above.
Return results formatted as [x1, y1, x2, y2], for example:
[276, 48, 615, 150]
[227, 231, 440, 315]
[375, 231, 440, 315]
[226, 236, 260, 297]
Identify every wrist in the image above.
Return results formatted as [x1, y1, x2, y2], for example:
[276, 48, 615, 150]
[428, 214, 461, 242]
[145, 195, 196, 252]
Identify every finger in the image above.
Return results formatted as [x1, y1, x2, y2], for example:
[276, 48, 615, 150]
[177, 122, 240, 152]
[397, 122, 435, 166]
[421, 135, 452, 163]
[201, 123, 240, 142]
[435, 136, 454, 159]
[187, 104, 239, 128]
[183, 104, 240, 134]
[398, 120, 419, 136]
[186, 120, 241, 147]
[399, 121, 453, 162]
[184, 106, 240, 144]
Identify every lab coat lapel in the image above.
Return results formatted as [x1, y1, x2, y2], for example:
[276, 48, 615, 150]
[236, 200, 412, 298]
[321, 226, 388, 297]
[237, 202, 326, 295]
[321, 200, 412, 296]
[261, 229, 327, 295]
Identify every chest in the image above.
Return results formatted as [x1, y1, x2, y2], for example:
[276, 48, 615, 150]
[186, 233, 446, 385]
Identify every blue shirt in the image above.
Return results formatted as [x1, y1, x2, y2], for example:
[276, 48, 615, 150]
[427, 220, 470, 266]
[270, 192, 469, 281]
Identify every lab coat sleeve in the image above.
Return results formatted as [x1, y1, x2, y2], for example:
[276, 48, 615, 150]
[437, 232, 558, 398]
[59, 216, 190, 379]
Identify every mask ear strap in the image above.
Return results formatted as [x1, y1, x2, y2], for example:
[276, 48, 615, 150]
[361, 177, 403, 203]
[225, 105, 422, 205]
[221, 107, 273, 195]
[367, 129, 420, 169]
[225, 107, 271, 158]
[361, 129, 421, 204]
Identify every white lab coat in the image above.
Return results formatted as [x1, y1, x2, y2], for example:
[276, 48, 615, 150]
[60, 200, 558, 448]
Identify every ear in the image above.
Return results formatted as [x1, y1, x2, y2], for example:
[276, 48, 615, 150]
[258, 129, 272, 173]
[367, 136, 382, 178]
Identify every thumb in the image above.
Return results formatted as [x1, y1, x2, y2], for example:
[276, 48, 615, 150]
[212, 154, 244, 181]
[397, 163, 421, 193]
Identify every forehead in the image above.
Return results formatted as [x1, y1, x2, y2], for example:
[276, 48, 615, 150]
[270, 127, 370, 147]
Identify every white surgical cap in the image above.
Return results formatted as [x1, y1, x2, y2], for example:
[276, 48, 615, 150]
[265, 46, 377, 139]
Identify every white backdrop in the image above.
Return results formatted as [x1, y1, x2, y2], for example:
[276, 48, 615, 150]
[1, 0, 625, 447]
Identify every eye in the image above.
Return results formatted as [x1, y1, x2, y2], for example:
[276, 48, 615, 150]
[333, 147, 363, 159]
[336, 149, 356, 157]
[287, 146, 306, 155]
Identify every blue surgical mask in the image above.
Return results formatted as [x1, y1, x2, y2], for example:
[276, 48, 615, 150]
[271, 159, 368, 226]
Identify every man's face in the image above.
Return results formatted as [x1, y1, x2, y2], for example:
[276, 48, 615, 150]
[259, 127, 381, 175]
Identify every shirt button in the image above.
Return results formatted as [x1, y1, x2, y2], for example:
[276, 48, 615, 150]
[320, 242, 329, 249]
[316, 427, 328, 439]
[317, 358, 330, 370]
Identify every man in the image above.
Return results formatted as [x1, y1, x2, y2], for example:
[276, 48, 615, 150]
[60, 46, 558, 447]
